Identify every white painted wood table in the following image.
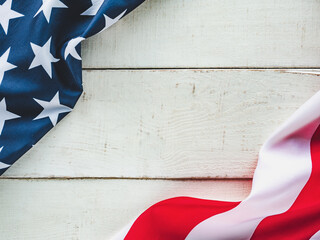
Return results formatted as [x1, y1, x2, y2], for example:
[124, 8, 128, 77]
[1, 0, 320, 239]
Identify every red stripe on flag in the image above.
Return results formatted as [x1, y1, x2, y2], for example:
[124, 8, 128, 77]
[251, 123, 320, 240]
[124, 197, 239, 240]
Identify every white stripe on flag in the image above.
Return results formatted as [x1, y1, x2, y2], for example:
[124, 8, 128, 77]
[310, 230, 320, 240]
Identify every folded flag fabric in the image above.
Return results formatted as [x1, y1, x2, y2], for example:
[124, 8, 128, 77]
[0, 0, 143, 175]
[1, 0, 319, 239]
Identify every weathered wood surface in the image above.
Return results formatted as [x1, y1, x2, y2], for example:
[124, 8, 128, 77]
[82, 0, 320, 68]
[0, 179, 251, 240]
[2, 1, 320, 239]
[3, 69, 319, 178]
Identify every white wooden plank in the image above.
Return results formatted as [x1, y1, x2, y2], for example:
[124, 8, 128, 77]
[3, 69, 320, 178]
[0, 179, 251, 240]
[82, 0, 320, 68]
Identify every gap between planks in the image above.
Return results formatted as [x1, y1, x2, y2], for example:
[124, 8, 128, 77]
[0, 177, 253, 181]
[82, 67, 320, 70]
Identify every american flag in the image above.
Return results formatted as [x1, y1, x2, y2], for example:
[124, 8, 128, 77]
[0, 0, 320, 239]
[0, 0, 143, 175]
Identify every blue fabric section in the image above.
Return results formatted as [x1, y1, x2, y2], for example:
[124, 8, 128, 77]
[0, 0, 144, 175]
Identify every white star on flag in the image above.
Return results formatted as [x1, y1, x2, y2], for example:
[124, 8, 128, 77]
[64, 37, 85, 60]
[34, 0, 68, 23]
[33, 91, 71, 126]
[0, 147, 11, 170]
[29, 37, 59, 78]
[0, 98, 20, 135]
[0, 0, 24, 34]
[0, 48, 16, 86]
[81, 0, 104, 16]
[99, 10, 127, 34]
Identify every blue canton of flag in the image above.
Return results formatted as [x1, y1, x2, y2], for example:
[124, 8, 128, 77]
[0, 0, 144, 175]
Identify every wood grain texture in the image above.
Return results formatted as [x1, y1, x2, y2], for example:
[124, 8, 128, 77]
[3, 69, 319, 178]
[2, 1, 319, 239]
[0, 179, 251, 240]
[82, 0, 320, 68]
